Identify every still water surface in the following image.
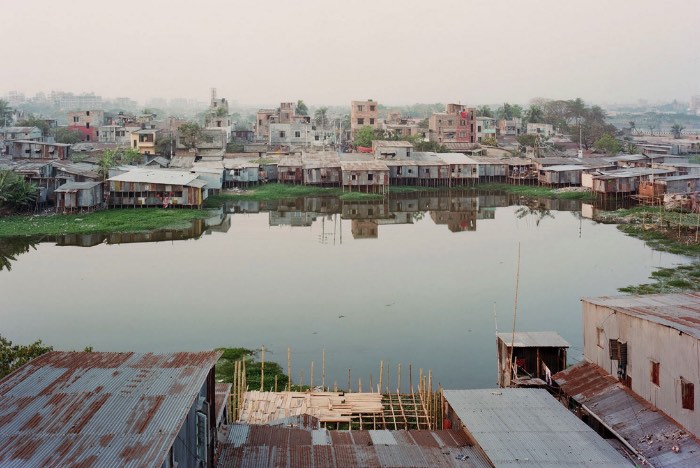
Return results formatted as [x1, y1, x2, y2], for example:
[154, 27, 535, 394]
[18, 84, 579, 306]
[0, 193, 690, 389]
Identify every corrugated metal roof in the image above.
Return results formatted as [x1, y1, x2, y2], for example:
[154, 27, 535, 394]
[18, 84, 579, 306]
[583, 293, 700, 340]
[339, 161, 389, 171]
[0, 351, 221, 467]
[217, 424, 491, 468]
[438, 153, 479, 165]
[108, 168, 202, 186]
[55, 181, 102, 192]
[443, 388, 630, 466]
[554, 362, 700, 467]
[496, 331, 570, 348]
[541, 164, 586, 172]
[373, 140, 414, 148]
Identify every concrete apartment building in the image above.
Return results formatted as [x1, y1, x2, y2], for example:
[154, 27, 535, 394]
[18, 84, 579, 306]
[255, 102, 310, 141]
[476, 116, 497, 143]
[527, 122, 555, 138]
[428, 103, 476, 144]
[67, 110, 105, 142]
[204, 88, 233, 141]
[350, 99, 379, 141]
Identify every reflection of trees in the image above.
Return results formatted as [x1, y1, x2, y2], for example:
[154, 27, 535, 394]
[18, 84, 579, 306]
[515, 203, 554, 226]
[412, 212, 426, 222]
[0, 237, 39, 272]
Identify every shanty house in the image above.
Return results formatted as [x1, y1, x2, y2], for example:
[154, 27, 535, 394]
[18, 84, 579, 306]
[439, 152, 478, 185]
[0, 351, 221, 467]
[385, 160, 419, 185]
[302, 151, 341, 186]
[372, 140, 413, 160]
[537, 164, 585, 186]
[496, 331, 569, 387]
[413, 152, 450, 186]
[223, 159, 259, 187]
[7, 140, 71, 160]
[108, 168, 208, 208]
[470, 156, 508, 181]
[191, 161, 224, 195]
[55, 181, 103, 213]
[340, 160, 389, 193]
[277, 154, 303, 184]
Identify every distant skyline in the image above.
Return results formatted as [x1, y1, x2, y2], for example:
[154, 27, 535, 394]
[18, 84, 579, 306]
[4, 0, 699, 107]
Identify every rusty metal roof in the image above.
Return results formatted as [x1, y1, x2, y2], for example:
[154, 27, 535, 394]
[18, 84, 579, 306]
[0, 351, 221, 467]
[554, 361, 700, 467]
[217, 424, 491, 468]
[339, 161, 390, 171]
[496, 331, 570, 348]
[583, 293, 700, 340]
[216, 383, 232, 428]
[443, 388, 630, 466]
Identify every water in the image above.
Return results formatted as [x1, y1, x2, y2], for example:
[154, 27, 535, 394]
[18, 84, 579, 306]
[0, 192, 690, 389]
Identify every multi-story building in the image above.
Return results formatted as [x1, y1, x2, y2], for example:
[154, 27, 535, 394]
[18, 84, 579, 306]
[270, 122, 336, 148]
[255, 102, 310, 141]
[383, 114, 424, 139]
[497, 117, 522, 136]
[350, 99, 380, 140]
[67, 110, 105, 142]
[526, 122, 555, 138]
[130, 128, 162, 155]
[204, 88, 233, 141]
[428, 103, 476, 144]
[476, 116, 497, 143]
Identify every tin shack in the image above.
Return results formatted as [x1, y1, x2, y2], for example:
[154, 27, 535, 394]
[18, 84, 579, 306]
[55, 181, 103, 213]
[108, 168, 208, 208]
[340, 160, 389, 193]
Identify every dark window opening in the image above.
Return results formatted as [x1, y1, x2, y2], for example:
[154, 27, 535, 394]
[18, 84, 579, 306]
[651, 361, 660, 386]
[682, 378, 694, 410]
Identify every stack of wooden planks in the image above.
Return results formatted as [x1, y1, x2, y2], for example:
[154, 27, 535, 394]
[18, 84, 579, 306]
[238, 391, 383, 425]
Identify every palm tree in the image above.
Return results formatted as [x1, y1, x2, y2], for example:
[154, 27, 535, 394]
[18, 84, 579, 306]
[314, 107, 328, 128]
[671, 124, 684, 139]
[476, 105, 493, 118]
[525, 105, 544, 124]
[0, 100, 12, 127]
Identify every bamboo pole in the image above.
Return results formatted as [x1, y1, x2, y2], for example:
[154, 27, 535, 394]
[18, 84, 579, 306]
[397, 363, 401, 394]
[299, 370, 303, 390]
[310, 361, 314, 389]
[287, 347, 292, 391]
[274, 375, 278, 392]
[322, 349, 326, 390]
[378, 361, 383, 394]
[507, 243, 522, 386]
[369, 374, 373, 394]
[347, 369, 351, 393]
[409, 364, 413, 394]
[358, 377, 362, 393]
[260, 345, 265, 391]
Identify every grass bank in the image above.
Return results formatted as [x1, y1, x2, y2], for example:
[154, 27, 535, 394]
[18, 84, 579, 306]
[205, 183, 384, 207]
[596, 206, 700, 294]
[0, 208, 211, 238]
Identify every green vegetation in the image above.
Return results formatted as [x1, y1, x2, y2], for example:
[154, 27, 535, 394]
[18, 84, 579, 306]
[296, 100, 308, 116]
[353, 126, 376, 147]
[178, 122, 212, 149]
[0, 209, 211, 238]
[16, 116, 50, 136]
[593, 133, 622, 154]
[596, 206, 700, 294]
[54, 127, 84, 144]
[1, 335, 53, 379]
[475, 183, 596, 200]
[215, 347, 307, 391]
[0, 170, 39, 212]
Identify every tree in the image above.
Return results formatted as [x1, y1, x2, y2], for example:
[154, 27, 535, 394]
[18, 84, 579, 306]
[511, 104, 523, 118]
[178, 122, 210, 149]
[481, 136, 497, 146]
[476, 105, 493, 118]
[0, 238, 37, 272]
[517, 134, 539, 149]
[524, 105, 544, 124]
[296, 100, 308, 116]
[671, 124, 684, 139]
[155, 136, 174, 156]
[0, 170, 38, 212]
[98, 149, 118, 179]
[120, 147, 142, 165]
[593, 133, 622, 154]
[353, 126, 376, 147]
[0, 335, 53, 378]
[55, 128, 83, 144]
[0, 99, 12, 127]
[414, 140, 448, 152]
[314, 107, 328, 127]
[497, 103, 514, 120]
[628, 121, 636, 135]
[17, 116, 50, 136]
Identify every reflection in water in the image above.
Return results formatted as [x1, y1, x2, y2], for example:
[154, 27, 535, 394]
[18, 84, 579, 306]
[0, 190, 687, 389]
[0, 237, 38, 272]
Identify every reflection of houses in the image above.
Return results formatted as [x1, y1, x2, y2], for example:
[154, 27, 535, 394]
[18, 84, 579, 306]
[107, 169, 208, 208]
[302, 196, 341, 214]
[351, 219, 378, 239]
[430, 211, 476, 232]
[554, 293, 700, 466]
[496, 332, 569, 388]
[341, 200, 390, 220]
[269, 211, 318, 227]
[0, 351, 221, 467]
[55, 181, 103, 213]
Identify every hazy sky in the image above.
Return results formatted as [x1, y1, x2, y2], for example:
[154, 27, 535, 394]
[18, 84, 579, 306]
[3, 0, 699, 106]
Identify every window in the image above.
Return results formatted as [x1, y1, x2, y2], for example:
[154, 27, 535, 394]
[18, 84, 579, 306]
[86, 111, 90, 116]
[370, 105, 375, 111]
[279, 131, 286, 138]
[448, 120, 453, 126]
[351, 174, 357, 180]
[407, 169, 413, 174]
[315, 135, 319, 141]
[357, 118, 364, 125]
[425, 168, 430, 174]
[460, 120, 466, 126]
[73, 116, 79, 123]
[133, 140, 137, 148]
[478, 126, 482, 132]
[597, 328, 604, 348]
[368, 208, 374, 215]
[368, 173, 374, 181]
[86, 122, 90, 128]
[369, 118, 375, 125]
[650, 361, 660, 386]
[357, 105, 364, 112]
[217, 121, 221, 127]
[681, 378, 694, 410]
[295, 131, 301, 138]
